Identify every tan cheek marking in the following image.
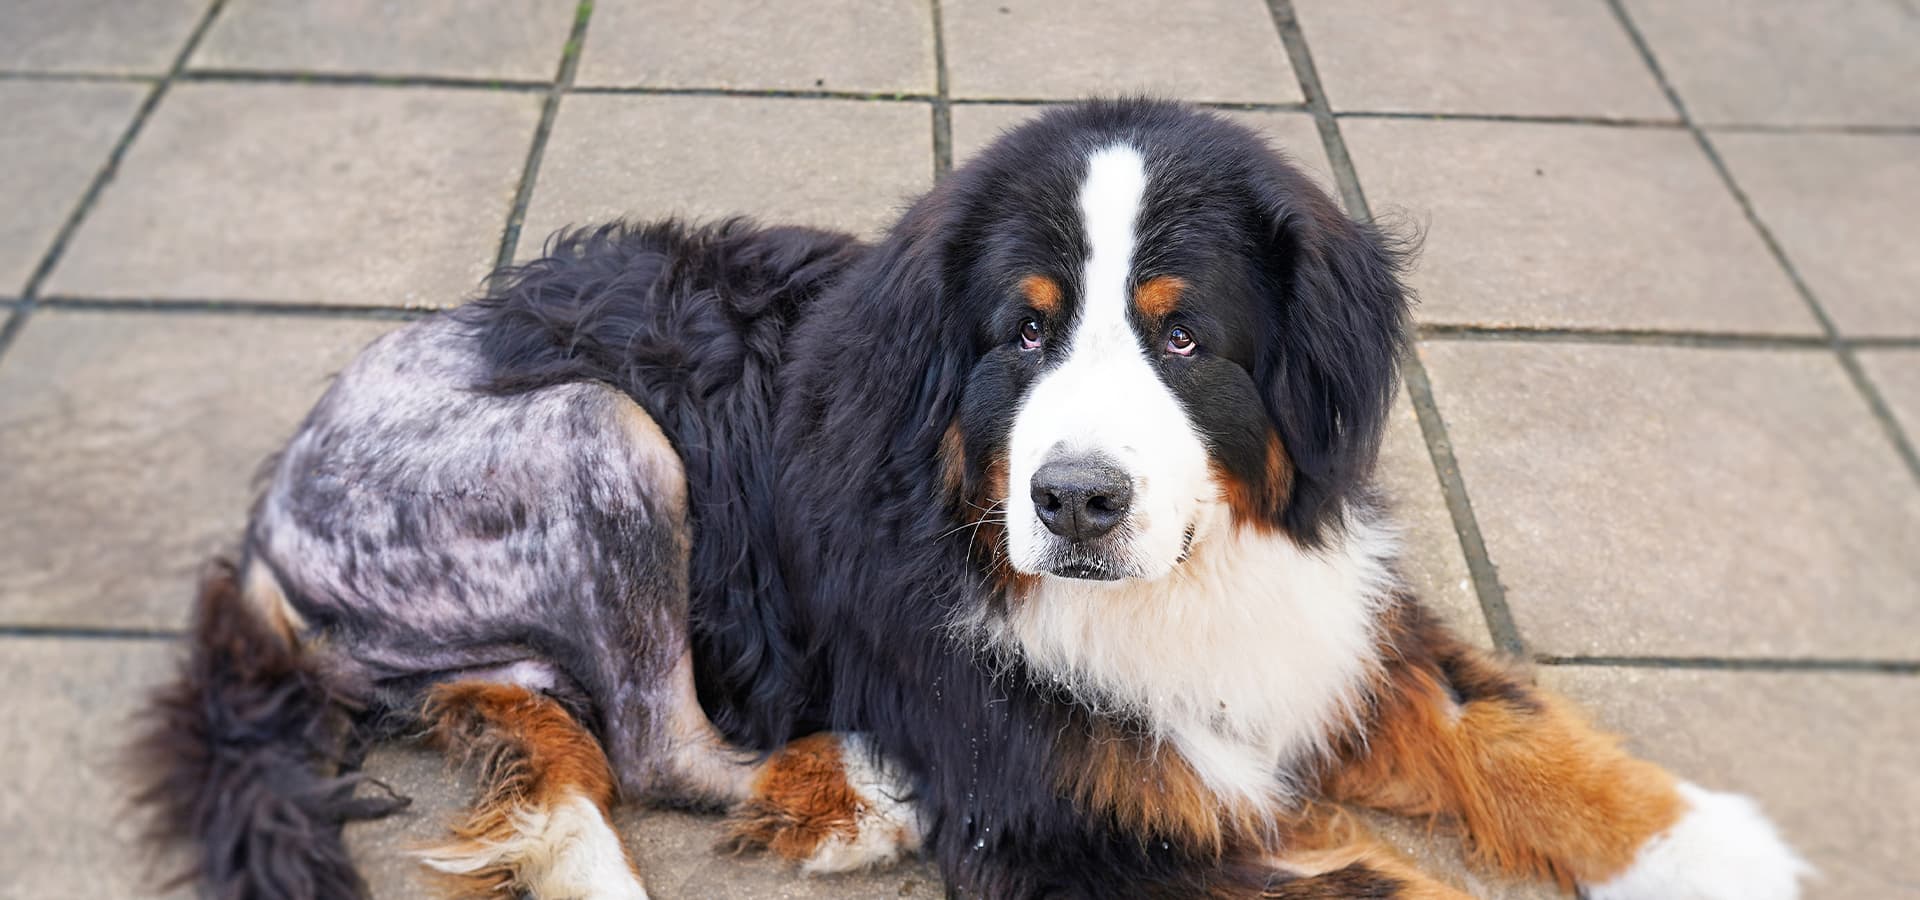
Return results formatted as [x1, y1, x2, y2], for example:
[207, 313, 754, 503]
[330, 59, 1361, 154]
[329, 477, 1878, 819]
[1132, 275, 1186, 320]
[1213, 430, 1293, 530]
[1020, 274, 1063, 316]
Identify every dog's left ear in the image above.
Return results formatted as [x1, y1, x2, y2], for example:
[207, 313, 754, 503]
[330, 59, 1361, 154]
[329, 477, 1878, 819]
[1254, 162, 1411, 544]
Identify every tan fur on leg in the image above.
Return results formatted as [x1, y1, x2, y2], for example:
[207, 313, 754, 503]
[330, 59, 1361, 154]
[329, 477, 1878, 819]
[419, 682, 648, 899]
[722, 733, 922, 874]
[1331, 608, 1685, 890]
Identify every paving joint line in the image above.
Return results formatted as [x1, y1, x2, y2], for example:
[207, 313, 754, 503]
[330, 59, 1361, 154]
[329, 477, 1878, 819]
[930, 0, 953, 177]
[494, 0, 596, 268]
[0, 70, 161, 84]
[40, 296, 432, 321]
[0, 0, 230, 374]
[1418, 323, 1837, 350]
[1603, 0, 1920, 486]
[1336, 110, 1682, 129]
[1265, 0, 1524, 657]
[180, 68, 550, 92]
[0, 624, 185, 642]
[572, 84, 937, 103]
[1536, 655, 1919, 676]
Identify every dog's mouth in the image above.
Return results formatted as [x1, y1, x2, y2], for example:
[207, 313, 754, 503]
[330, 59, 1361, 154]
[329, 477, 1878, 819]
[1042, 522, 1198, 582]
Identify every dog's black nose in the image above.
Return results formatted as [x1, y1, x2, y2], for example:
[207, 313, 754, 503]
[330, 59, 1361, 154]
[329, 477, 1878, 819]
[1031, 455, 1132, 542]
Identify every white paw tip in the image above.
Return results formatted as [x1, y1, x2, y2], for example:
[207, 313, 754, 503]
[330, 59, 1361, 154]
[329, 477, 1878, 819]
[1585, 782, 1813, 900]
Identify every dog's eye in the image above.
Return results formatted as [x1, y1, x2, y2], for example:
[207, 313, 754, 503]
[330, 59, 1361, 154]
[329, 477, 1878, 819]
[1018, 318, 1043, 351]
[1165, 325, 1197, 356]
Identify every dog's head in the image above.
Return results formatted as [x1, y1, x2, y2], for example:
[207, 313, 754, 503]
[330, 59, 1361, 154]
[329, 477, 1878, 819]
[937, 101, 1409, 587]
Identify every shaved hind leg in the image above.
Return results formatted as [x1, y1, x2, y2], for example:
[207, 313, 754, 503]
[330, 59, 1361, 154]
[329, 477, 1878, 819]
[419, 681, 648, 899]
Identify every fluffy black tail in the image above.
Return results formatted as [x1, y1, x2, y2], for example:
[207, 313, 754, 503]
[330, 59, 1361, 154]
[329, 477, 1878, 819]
[130, 558, 407, 899]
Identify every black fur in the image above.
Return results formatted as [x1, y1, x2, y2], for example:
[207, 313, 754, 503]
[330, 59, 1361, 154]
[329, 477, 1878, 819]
[130, 559, 407, 900]
[464, 219, 863, 750]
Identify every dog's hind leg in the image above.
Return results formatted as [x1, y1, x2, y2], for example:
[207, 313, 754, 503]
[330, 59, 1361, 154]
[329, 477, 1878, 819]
[418, 680, 649, 900]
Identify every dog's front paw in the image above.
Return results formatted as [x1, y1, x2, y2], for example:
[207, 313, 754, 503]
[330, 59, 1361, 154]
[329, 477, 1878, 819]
[1584, 783, 1812, 900]
[721, 733, 923, 874]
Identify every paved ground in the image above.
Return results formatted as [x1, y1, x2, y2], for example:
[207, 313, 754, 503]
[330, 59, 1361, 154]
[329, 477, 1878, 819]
[0, 0, 1916, 897]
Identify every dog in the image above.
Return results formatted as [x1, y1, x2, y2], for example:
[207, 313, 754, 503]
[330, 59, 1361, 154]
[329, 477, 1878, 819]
[132, 99, 1809, 899]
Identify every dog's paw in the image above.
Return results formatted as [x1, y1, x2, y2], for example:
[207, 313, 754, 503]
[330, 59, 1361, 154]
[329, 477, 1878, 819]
[720, 733, 923, 874]
[1584, 782, 1812, 900]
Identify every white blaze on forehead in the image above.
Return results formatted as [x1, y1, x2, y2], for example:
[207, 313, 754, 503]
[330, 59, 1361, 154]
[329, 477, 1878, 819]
[1005, 143, 1215, 579]
[1078, 144, 1150, 334]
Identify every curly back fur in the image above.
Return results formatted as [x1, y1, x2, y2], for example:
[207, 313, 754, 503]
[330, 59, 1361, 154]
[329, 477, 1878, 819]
[462, 220, 865, 750]
[129, 559, 408, 899]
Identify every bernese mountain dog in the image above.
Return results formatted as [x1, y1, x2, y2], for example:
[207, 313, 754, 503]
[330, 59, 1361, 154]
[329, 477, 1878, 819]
[132, 99, 1809, 899]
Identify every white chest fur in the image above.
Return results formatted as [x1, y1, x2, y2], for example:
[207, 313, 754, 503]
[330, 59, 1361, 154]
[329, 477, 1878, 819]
[982, 512, 1399, 807]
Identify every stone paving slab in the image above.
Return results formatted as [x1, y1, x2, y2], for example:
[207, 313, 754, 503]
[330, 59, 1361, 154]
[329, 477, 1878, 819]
[1713, 132, 1920, 338]
[0, 638, 187, 900]
[1343, 118, 1816, 334]
[349, 746, 943, 899]
[46, 83, 538, 307]
[0, 0, 207, 75]
[576, 0, 935, 94]
[519, 94, 932, 248]
[1379, 390, 1490, 650]
[0, 80, 145, 294]
[1621, 0, 1920, 128]
[1421, 341, 1920, 659]
[0, 311, 400, 629]
[942, 0, 1301, 104]
[1542, 666, 1920, 899]
[190, 0, 578, 82]
[1860, 350, 1920, 446]
[949, 103, 1334, 199]
[1295, 0, 1670, 120]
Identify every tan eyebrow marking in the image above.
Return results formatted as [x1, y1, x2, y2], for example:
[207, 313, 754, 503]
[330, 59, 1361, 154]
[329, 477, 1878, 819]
[1132, 275, 1185, 320]
[1020, 274, 1063, 315]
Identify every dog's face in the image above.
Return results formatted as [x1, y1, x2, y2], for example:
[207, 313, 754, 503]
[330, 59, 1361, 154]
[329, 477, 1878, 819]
[943, 103, 1406, 587]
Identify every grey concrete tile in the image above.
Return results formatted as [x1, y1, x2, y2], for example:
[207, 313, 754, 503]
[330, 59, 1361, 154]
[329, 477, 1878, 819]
[1541, 666, 1920, 898]
[942, 0, 1300, 104]
[949, 104, 1335, 199]
[1622, 0, 1920, 128]
[46, 83, 539, 306]
[520, 94, 931, 246]
[0, 638, 189, 898]
[0, 311, 399, 629]
[0, 0, 206, 74]
[0, 81, 146, 293]
[1379, 387, 1488, 650]
[1860, 350, 1920, 445]
[1295, 0, 1669, 119]
[190, 0, 577, 81]
[1714, 132, 1920, 338]
[350, 746, 942, 899]
[576, 0, 934, 94]
[1343, 119, 1817, 334]
[1421, 341, 1920, 658]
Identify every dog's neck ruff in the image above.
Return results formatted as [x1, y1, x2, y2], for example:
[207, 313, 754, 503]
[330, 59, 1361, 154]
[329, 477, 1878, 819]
[975, 509, 1399, 807]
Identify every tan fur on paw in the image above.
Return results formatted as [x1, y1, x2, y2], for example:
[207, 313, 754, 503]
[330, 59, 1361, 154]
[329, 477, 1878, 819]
[721, 733, 921, 873]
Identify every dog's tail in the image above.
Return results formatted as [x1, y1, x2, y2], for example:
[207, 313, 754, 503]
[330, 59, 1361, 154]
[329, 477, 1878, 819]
[129, 557, 407, 899]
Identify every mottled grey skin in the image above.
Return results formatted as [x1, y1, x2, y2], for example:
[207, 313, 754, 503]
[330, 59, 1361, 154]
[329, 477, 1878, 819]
[247, 312, 737, 802]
